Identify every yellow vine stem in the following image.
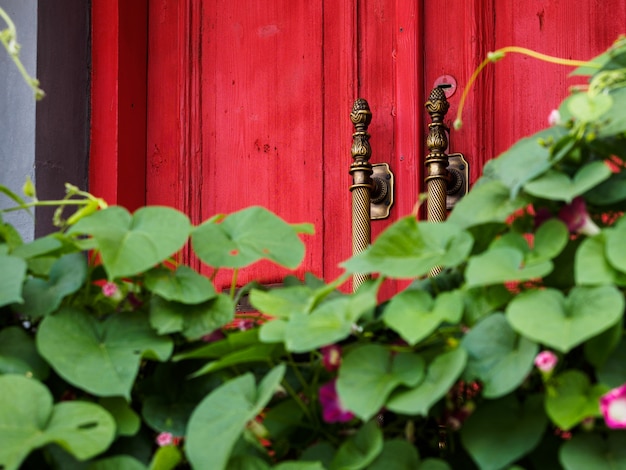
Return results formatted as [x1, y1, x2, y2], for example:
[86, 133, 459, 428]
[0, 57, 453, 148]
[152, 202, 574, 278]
[453, 46, 599, 130]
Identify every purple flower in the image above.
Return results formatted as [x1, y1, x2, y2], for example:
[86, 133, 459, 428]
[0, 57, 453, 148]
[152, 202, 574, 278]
[321, 344, 342, 372]
[534, 350, 558, 373]
[558, 197, 600, 236]
[319, 379, 354, 423]
[600, 384, 626, 429]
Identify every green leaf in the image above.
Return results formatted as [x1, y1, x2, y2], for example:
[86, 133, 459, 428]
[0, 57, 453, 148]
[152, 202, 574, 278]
[545, 370, 606, 430]
[337, 345, 425, 421]
[482, 127, 566, 199]
[462, 314, 539, 398]
[383, 290, 463, 346]
[367, 439, 420, 470]
[250, 286, 316, 318]
[506, 286, 624, 353]
[148, 446, 183, 470]
[20, 252, 87, 319]
[145, 266, 216, 304]
[463, 285, 513, 326]
[11, 235, 62, 259]
[0, 254, 26, 307]
[185, 365, 286, 470]
[0, 375, 115, 470]
[597, 87, 626, 137]
[149, 294, 234, 340]
[342, 217, 473, 278]
[173, 328, 260, 360]
[330, 420, 383, 470]
[69, 206, 191, 279]
[275, 462, 325, 470]
[560, 433, 626, 470]
[99, 397, 140, 437]
[598, 340, 626, 387]
[191, 206, 305, 269]
[465, 247, 553, 288]
[586, 168, 626, 205]
[584, 321, 622, 368]
[37, 308, 173, 398]
[461, 394, 547, 470]
[89, 456, 147, 470]
[447, 180, 529, 229]
[142, 363, 220, 436]
[523, 161, 612, 202]
[604, 222, 626, 274]
[530, 219, 569, 263]
[189, 343, 283, 378]
[386, 348, 467, 416]
[0, 326, 49, 380]
[567, 92, 613, 123]
[283, 285, 379, 352]
[575, 235, 626, 286]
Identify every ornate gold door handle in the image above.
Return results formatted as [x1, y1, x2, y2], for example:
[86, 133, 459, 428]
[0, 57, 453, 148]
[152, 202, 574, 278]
[348, 98, 394, 291]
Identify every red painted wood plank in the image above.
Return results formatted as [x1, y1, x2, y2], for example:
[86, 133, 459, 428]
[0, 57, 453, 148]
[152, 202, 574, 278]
[90, 0, 147, 210]
[198, 1, 325, 287]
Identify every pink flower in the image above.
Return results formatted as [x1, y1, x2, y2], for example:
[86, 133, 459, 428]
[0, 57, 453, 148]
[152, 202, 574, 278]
[102, 282, 119, 298]
[321, 344, 342, 372]
[558, 197, 600, 236]
[156, 432, 174, 447]
[600, 384, 626, 429]
[534, 350, 558, 373]
[319, 379, 354, 423]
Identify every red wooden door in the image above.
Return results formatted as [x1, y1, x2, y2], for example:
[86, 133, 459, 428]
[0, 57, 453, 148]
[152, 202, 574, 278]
[90, 0, 626, 294]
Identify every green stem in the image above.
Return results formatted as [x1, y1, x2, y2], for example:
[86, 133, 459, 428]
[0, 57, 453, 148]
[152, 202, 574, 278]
[0, 7, 45, 99]
[229, 269, 239, 298]
[2, 199, 91, 213]
[454, 46, 599, 130]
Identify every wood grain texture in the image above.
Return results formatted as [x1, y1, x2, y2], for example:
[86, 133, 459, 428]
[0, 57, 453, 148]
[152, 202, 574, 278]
[91, 0, 147, 211]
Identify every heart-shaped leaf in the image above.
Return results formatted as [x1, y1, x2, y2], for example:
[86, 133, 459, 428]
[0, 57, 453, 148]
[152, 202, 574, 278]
[0, 254, 26, 307]
[90, 456, 148, 470]
[461, 394, 547, 470]
[604, 222, 626, 274]
[523, 161, 612, 202]
[185, 365, 285, 470]
[506, 286, 624, 353]
[342, 217, 473, 278]
[386, 348, 467, 416]
[145, 266, 216, 304]
[330, 421, 383, 470]
[141, 363, 221, 436]
[20, 252, 87, 318]
[567, 91, 613, 123]
[99, 397, 141, 437]
[462, 314, 538, 398]
[466, 247, 553, 288]
[367, 439, 420, 470]
[337, 345, 425, 421]
[598, 340, 626, 387]
[545, 370, 606, 430]
[37, 307, 173, 398]
[0, 375, 115, 470]
[530, 219, 569, 263]
[560, 433, 626, 470]
[448, 180, 530, 229]
[69, 206, 191, 279]
[575, 235, 626, 286]
[149, 294, 234, 340]
[0, 326, 49, 380]
[383, 290, 463, 346]
[191, 206, 307, 269]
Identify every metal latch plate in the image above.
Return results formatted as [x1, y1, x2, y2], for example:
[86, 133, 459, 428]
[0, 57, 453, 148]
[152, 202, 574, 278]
[371, 163, 394, 220]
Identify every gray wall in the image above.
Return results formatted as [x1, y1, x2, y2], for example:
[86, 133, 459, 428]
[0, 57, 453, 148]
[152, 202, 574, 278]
[0, 0, 38, 242]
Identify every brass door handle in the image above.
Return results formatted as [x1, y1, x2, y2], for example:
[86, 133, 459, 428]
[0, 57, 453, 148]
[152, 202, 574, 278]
[348, 98, 394, 291]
